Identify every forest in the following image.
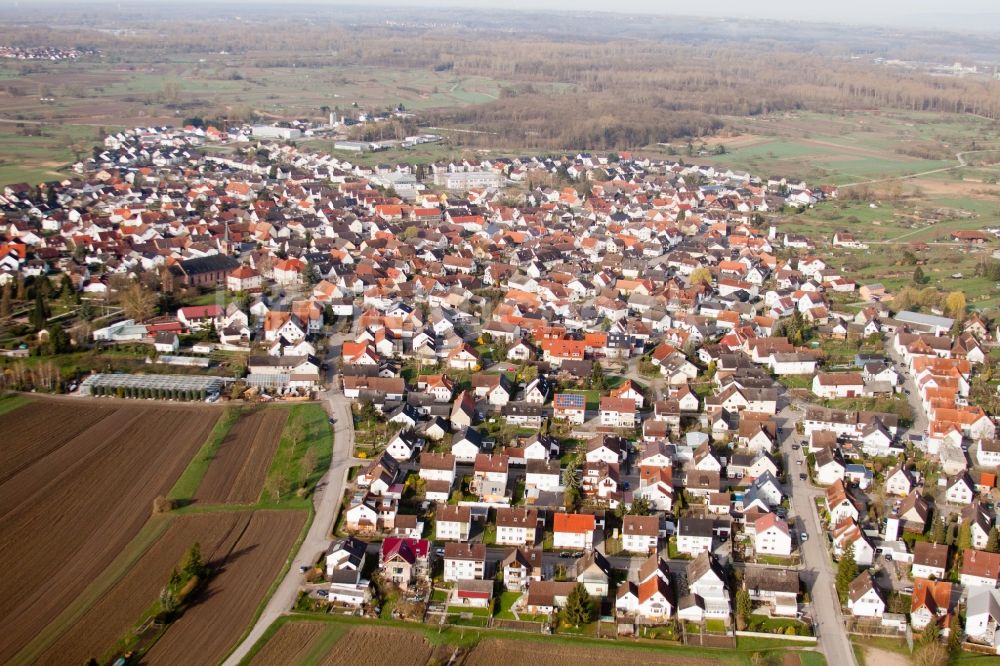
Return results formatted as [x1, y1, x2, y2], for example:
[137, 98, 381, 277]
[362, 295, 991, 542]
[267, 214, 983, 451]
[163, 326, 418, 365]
[2, 4, 999, 151]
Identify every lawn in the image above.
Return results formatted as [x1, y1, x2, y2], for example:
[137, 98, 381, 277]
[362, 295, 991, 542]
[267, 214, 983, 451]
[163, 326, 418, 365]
[705, 619, 727, 633]
[748, 614, 812, 636]
[495, 591, 522, 619]
[777, 375, 814, 390]
[447, 604, 491, 617]
[262, 402, 333, 507]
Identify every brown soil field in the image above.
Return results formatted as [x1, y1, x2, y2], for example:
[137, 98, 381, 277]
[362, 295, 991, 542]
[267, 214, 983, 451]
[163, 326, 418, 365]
[0, 401, 115, 485]
[36, 511, 253, 665]
[463, 638, 723, 666]
[318, 626, 434, 666]
[0, 402, 221, 664]
[143, 510, 307, 666]
[247, 621, 327, 666]
[195, 408, 289, 504]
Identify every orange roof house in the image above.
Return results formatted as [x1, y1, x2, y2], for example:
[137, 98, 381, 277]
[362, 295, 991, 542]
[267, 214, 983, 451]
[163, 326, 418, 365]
[553, 512, 596, 534]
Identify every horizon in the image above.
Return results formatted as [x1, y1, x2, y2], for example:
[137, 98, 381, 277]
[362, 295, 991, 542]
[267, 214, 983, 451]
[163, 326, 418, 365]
[4, 0, 1000, 33]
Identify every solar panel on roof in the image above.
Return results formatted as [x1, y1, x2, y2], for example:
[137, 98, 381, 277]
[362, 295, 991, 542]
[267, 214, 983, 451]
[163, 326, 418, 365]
[556, 393, 585, 408]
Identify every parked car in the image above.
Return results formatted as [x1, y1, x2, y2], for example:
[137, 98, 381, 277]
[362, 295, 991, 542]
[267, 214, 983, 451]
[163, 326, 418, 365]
[299, 565, 310, 573]
[800, 532, 808, 542]
[791, 443, 800, 451]
[559, 551, 574, 558]
[903, 586, 913, 594]
[799, 473, 807, 481]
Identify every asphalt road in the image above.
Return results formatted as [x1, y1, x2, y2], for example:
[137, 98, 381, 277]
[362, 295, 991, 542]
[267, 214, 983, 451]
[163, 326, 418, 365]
[777, 401, 858, 666]
[221, 385, 356, 666]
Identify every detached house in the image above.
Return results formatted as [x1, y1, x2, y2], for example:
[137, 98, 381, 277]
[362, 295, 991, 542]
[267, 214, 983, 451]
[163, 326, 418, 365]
[912, 542, 950, 580]
[825, 480, 861, 526]
[502, 547, 544, 591]
[884, 465, 915, 497]
[495, 507, 539, 546]
[380, 537, 430, 590]
[599, 397, 637, 429]
[812, 372, 865, 399]
[847, 571, 886, 619]
[553, 392, 587, 424]
[616, 575, 673, 623]
[621, 515, 661, 554]
[814, 448, 847, 486]
[443, 542, 487, 582]
[910, 578, 954, 633]
[961, 550, 1000, 589]
[945, 473, 976, 505]
[678, 552, 730, 621]
[451, 426, 483, 463]
[553, 512, 596, 550]
[676, 517, 714, 556]
[966, 587, 1000, 653]
[436, 505, 472, 542]
[753, 513, 793, 557]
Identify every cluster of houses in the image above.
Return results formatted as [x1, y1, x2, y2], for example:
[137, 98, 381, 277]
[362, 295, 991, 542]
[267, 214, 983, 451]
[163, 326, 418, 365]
[1, 124, 998, 650]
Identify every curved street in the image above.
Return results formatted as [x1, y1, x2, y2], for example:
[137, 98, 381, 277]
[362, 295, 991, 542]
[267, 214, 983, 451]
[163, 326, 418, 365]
[222, 382, 356, 666]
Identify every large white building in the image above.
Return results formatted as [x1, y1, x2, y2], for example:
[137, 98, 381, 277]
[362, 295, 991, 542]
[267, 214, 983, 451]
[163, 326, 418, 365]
[433, 170, 503, 190]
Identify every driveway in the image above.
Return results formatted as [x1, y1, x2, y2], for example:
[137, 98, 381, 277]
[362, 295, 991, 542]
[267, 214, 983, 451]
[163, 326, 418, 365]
[222, 385, 356, 666]
[776, 401, 858, 666]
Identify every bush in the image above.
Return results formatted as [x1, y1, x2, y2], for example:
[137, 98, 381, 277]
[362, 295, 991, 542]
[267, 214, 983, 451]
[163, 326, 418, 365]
[152, 496, 175, 514]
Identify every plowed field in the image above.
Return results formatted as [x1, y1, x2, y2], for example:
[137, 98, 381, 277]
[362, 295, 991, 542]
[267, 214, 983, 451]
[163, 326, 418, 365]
[317, 626, 433, 666]
[247, 621, 327, 666]
[463, 638, 722, 666]
[0, 401, 114, 485]
[142, 510, 306, 666]
[195, 408, 289, 504]
[36, 511, 253, 665]
[0, 400, 221, 663]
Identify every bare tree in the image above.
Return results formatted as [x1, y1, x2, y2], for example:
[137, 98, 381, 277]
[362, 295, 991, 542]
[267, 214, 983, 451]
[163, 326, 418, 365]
[120, 283, 158, 322]
[300, 446, 319, 484]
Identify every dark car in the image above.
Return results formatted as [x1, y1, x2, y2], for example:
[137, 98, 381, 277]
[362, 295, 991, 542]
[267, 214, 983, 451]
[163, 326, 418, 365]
[799, 473, 807, 481]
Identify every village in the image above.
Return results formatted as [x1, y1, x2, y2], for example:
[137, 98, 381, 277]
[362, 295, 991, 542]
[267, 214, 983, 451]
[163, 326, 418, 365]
[1, 122, 999, 666]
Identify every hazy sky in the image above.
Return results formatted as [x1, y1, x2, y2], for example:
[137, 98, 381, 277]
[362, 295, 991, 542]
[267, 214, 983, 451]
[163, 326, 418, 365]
[329, 0, 998, 29]
[10, 0, 999, 31]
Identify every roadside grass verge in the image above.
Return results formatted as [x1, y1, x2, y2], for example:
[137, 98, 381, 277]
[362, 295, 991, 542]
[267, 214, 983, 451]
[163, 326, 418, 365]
[264, 402, 333, 502]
